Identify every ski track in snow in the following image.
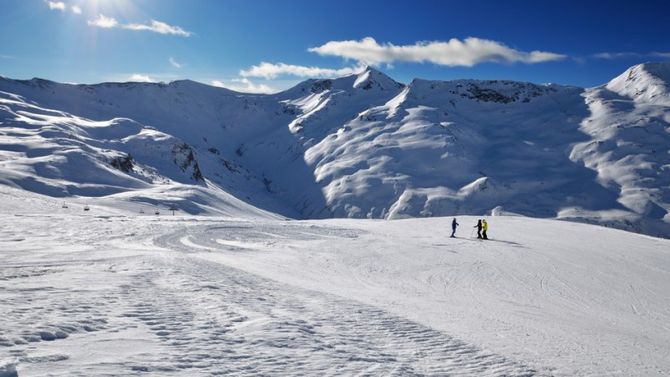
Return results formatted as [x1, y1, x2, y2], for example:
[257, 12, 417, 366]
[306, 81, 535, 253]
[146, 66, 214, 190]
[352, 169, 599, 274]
[152, 218, 670, 376]
[1, 216, 539, 376]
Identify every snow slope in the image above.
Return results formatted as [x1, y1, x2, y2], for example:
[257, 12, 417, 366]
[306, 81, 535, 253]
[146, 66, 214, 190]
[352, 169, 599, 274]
[1, 190, 669, 376]
[0, 63, 669, 237]
[0, 87, 293, 218]
[566, 63, 670, 235]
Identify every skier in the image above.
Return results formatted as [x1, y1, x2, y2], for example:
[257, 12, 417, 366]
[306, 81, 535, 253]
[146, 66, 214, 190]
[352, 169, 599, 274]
[450, 218, 459, 238]
[474, 219, 482, 239]
[482, 219, 489, 240]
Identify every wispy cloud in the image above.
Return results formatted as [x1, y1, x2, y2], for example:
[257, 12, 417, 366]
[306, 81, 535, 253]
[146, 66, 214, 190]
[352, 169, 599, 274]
[45, 1, 81, 14]
[240, 62, 363, 79]
[169, 57, 184, 69]
[87, 14, 118, 28]
[87, 14, 192, 37]
[127, 74, 155, 83]
[211, 78, 275, 94]
[308, 37, 566, 67]
[592, 52, 643, 59]
[591, 51, 670, 60]
[46, 1, 66, 11]
[124, 20, 192, 37]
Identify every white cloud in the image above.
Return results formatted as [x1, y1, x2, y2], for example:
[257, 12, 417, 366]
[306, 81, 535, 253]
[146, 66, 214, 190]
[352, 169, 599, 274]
[71, 5, 82, 14]
[240, 62, 363, 79]
[88, 14, 118, 28]
[46, 1, 66, 11]
[169, 57, 183, 69]
[211, 78, 276, 94]
[650, 52, 670, 58]
[123, 20, 192, 37]
[87, 14, 191, 37]
[308, 37, 566, 67]
[127, 74, 155, 83]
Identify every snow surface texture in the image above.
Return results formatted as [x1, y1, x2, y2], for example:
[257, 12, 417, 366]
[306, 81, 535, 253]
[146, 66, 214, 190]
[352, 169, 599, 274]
[1, 63, 669, 237]
[1, 188, 669, 376]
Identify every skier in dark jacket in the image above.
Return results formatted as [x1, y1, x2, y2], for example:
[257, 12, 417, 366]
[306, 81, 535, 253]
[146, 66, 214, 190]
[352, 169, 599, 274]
[474, 219, 483, 239]
[450, 218, 459, 238]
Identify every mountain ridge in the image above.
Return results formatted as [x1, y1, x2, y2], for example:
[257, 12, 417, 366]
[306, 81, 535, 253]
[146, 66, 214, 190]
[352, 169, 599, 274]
[2, 65, 569, 95]
[1, 62, 669, 237]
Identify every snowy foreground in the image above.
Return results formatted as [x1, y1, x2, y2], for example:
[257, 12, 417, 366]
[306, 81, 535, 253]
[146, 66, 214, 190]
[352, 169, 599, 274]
[1, 200, 669, 376]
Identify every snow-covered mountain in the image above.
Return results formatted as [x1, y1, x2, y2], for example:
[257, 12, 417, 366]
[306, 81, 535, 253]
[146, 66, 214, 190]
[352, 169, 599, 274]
[1, 63, 669, 237]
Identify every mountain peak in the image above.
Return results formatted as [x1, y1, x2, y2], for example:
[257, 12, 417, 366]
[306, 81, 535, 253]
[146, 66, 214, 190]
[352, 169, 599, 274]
[606, 61, 670, 104]
[351, 65, 403, 91]
[617, 62, 670, 84]
[638, 61, 670, 78]
[278, 65, 403, 97]
[357, 64, 384, 76]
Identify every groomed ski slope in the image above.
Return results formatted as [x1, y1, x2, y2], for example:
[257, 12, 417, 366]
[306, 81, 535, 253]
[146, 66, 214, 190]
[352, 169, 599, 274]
[1, 192, 669, 376]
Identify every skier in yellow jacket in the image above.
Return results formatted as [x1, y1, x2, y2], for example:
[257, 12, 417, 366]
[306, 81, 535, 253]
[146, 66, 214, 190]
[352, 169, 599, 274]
[482, 219, 489, 240]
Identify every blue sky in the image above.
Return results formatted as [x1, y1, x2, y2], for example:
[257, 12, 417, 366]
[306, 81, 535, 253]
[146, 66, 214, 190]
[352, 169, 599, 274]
[0, 0, 668, 92]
